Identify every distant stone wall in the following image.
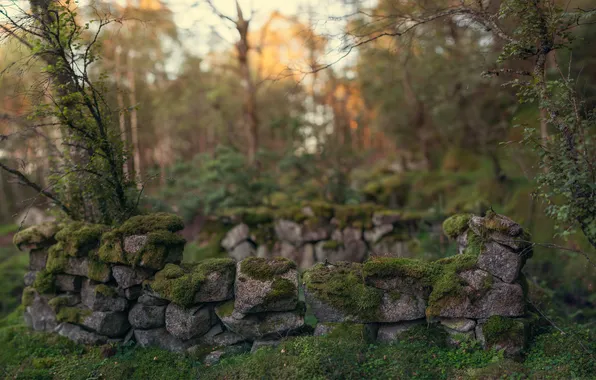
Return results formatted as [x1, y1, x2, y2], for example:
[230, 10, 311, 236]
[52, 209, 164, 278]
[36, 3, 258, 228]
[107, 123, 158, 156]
[18, 211, 535, 361]
[209, 205, 441, 267]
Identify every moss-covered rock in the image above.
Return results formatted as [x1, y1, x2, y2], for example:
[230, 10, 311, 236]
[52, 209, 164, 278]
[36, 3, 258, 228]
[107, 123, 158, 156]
[56, 306, 92, 324]
[22, 286, 37, 307]
[479, 315, 527, 357]
[87, 259, 111, 283]
[33, 270, 55, 294]
[118, 213, 184, 236]
[442, 214, 472, 240]
[97, 231, 127, 264]
[55, 222, 109, 257]
[239, 257, 296, 281]
[13, 222, 59, 251]
[314, 322, 378, 342]
[45, 244, 68, 274]
[235, 258, 299, 314]
[150, 258, 236, 307]
[303, 262, 383, 322]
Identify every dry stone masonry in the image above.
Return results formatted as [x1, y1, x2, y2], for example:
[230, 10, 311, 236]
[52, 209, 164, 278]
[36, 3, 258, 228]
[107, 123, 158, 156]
[207, 204, 434, 267]
[18, 211, 536, 360]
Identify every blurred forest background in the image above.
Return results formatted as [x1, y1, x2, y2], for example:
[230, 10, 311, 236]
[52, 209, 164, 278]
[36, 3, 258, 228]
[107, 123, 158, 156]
[0, 0, 594, 326]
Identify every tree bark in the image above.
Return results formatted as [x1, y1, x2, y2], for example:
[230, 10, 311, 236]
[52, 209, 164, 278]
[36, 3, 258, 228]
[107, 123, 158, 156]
[115, 45, 129, 178]
[127, 49, 142, 187]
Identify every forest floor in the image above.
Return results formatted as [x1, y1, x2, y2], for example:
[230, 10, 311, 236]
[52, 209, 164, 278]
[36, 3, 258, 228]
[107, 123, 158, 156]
[1, 307, 595, 380]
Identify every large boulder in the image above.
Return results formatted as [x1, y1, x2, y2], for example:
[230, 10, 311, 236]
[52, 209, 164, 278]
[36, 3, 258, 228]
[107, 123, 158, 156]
[128, 303, 167, 329]
[234, 257, 299, 314]
[468, 213, 530, 253]
[165, 304, 214, 341]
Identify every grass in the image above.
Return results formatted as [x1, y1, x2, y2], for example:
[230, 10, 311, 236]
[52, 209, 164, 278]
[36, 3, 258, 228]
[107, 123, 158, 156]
[1, 307, 594, 380]
[0, 246, 27, 318]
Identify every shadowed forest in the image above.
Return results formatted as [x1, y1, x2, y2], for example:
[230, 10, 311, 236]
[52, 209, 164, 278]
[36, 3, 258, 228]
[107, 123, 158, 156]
[0, 0, 595, 378]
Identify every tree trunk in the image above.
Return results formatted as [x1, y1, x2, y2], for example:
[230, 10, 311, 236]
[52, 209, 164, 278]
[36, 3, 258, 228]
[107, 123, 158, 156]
[115, 45, 129, 178]
[127, 49, 142, 187]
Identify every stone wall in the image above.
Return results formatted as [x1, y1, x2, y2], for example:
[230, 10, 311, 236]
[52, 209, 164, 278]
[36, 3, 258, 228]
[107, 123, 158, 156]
[17, 211, 535, 360]
[210, 205, 439, 267]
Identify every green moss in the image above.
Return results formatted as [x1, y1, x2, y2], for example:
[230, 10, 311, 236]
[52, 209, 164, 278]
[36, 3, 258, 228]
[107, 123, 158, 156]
[13, 222, 59, 250]
[56, 307, 91, 324]
[48, 296, 71, 312]
[94, 284, 117, 297]
[118, 213, 184, 236]
[323, 322, 377, 342]
[264, 278, 297, 304]
[322, 240, 343, 250]
[130, 231, 186, 269]
[33, 270, 55, 294]
[303, 262, 383, 321]
[442, 214, 472, 239]
[46, 244, 68, 274]
[22, 286, 36, 307]
[87, 259, 111, 282]
[215, 300, 235, 318]
[462, 230, 486, 256]
[151, 258, 235, 307]
[426, 254, 479, 317]
[482, 316, 525, 346]
[363, 257, 437, 280]
[97, 231, 127, 264]
[388, 291, 401, 301]
[55, 222, 109, 257]
[240, 257, 296, 281]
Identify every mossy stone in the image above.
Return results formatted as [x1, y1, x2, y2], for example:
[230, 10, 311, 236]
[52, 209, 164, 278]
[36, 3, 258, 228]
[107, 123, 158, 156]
[240, 257, 296, 281]
[442, 214, 472, 239]
[151, 258, 235, 307]
[482, 315, 525, 346]
[13, 222, 59, 250]
[87, 259, 111, 282]
[56, 307, 91, 324]
[94, 284, 117, 298]
[22, 286, 37, 307]
[215, 300, 235, 319]
[45, 244, 68, 274]
[303, 262, 383, 321]
[118, 212, 184, 236]
[264, 278, 297, 305]
[55, 222, 109, 257]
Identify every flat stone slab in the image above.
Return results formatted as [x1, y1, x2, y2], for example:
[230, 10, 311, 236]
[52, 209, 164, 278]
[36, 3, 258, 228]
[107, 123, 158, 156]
[134, 328, 192, 353]
[81, 280, 128, 312]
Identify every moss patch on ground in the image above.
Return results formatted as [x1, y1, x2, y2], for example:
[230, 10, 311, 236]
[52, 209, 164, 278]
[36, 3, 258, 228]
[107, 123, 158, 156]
[0, 308, 594, 380]
[240, 257, 296, 281]
[150, 258, 235, 307]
